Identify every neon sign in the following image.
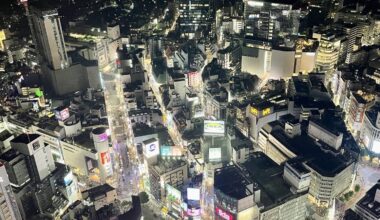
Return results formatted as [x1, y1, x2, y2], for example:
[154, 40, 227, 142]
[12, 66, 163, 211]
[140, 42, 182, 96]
[215, 207, 234, 220]
[100, 152, 110, 165]
[250, 107, 258, 116]
[262, 107, 271, 116]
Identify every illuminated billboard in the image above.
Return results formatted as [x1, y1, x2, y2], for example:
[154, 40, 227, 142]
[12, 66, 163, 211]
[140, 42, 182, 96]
[161, 145, 183, 157]
[215, 207, 234, 220]
[100, 151, 113, 177]
[100, 151, 111, 165]
[63, 171, 73, 186]
[55, 107, 70, 121]
[262, 107, 271, 116]
[209, 148, 221, 162]
[187, 207, 201, 216]
[250, 107, 258, 116]
[204, 120, 225, 136]
[166, 184, 182, 202]
[144, 139, 159, 158]
[187, 188, 200, 201]
[373, 140, 380, 154]
[249, 106, 272, 117]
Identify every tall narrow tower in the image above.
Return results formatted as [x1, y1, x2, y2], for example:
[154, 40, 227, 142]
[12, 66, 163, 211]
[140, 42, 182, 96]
[26, 2, 69, 70]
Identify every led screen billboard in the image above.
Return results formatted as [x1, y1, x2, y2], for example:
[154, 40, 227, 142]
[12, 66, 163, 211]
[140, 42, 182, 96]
[55, 108, 70, 121]
[215, 207, 234, 220]
[204, 120, 225, 136]
[166, 184, 181, 202]
[63, 171, 73, 186]
[161, 145, 183, 157]
[209, 148, 221, 162]
[100, 151, 111, 165]
[144, 139, 159, 158]
[187, 188, 200, 201]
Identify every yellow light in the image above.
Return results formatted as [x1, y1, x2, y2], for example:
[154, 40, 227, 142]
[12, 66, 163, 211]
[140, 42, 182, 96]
[262, 108, 271, 116]
[0, 30, 6, 51]
[250, 107, 258, 116]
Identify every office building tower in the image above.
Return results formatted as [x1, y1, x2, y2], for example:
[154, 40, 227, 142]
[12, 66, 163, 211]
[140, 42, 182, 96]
[29, 4, 68, 70]
[214, 155, 308, 220]
[342, 23, 368, 64]
[0, 150, 30, 188]
[10, 133, 55, 182]
[178, 0, 210, 39]
[361, 103, 380, 154]
[82, 184, 117, 211]
[0, 163, 22, 220]
[315, 33, 340, 85]
[257, 115, 355, 207]
[243, 0, 300, 43]
[148, 158, 188, 201]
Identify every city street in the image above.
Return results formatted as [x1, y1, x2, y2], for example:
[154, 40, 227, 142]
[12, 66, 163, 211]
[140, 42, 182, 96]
[101, 65, 140, 202]
[346, 163, 380, 209]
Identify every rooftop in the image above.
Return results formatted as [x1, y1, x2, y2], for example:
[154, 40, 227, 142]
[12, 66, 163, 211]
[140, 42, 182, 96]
[366, 103, 380, 128]
[229, 128, 253, 151]
[286, 158, 310, 175]
[242, 152, 297, 210]
[82, 184, 115, 201]
[151, 157, 187, 175]
[0, 130, 12, 141]
[0, 149, 23, 163]
[214, 165, 253, 200]
[128, 108, 162, 117]
[356, 181, 380, 219]
[11, 133, 40, 145]
[272, 130, 351, 177]
[71, 130, 95, 150]
[132, 123, 157, 137]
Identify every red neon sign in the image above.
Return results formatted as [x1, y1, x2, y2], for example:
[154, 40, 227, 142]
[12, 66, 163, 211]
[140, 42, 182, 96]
[215, 207, 234, 220]
[100, 152, 110, 165]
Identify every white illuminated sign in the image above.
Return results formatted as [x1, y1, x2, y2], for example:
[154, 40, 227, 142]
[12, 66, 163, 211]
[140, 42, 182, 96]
[161, 146, 183, 157]
[187, 188, 200, 201]
[144, 140, 159, 158]
[166, 184, 181, 201]
[204, 120, 225, 136]
[373, 140, 380, 154]
[209, 148, 221, 162]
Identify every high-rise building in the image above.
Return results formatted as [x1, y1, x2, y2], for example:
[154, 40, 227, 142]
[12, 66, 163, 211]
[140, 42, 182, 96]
[243, 0, 300, 43]
[341, 22, 368, 64]
[178, 0, 210, 39]
[10, 133, 55, 182]
[148, 158, 188, 201]
[314, 33, 341, 85]
[361, 103, 380, 154]
[257, 115, 355, 207]
[0, 163, 22, 220]
[0, 150, 30, 188]
[29, 4, 68, 70]
[345, 92, 374, 136]
[214, 155, 308, 220]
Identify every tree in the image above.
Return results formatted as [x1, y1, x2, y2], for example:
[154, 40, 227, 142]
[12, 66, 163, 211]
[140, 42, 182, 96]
[139, 191, 149, 204]
[121, 200, 132, 208]
[355, 184, 361, 192]
[344, 193, 351, 201]
[348, 191, 354, 197]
